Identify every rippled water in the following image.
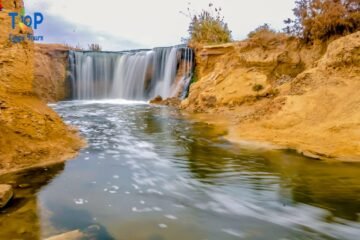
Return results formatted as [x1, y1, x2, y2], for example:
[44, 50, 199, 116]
[0, 100, 359, 240]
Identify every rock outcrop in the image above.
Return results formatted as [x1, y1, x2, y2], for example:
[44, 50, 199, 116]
[34, 44, 72, 102]
[0, 0, 83, 174]
[0, 184, 13, 208]
[182, 31, 360, 161]
[150, 95, 181, 107]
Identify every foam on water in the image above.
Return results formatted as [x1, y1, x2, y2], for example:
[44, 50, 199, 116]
[37, 100, 360, 240]
[209, 192, 360, 240]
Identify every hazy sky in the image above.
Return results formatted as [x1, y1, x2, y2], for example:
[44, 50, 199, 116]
[25, 0, 295, 50]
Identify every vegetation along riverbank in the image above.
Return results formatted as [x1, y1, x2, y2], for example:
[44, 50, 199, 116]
[177, 1, 360, 161]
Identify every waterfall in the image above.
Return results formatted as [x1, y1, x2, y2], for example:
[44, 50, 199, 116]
[68, 47, 194, 100]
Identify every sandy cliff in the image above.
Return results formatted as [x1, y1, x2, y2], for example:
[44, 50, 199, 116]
[182, 32, 360, 161]
[0, 1, 83, 174]
[34, 44, 72, 102]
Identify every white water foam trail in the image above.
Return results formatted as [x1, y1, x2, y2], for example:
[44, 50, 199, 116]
[208, 192, 360, 240]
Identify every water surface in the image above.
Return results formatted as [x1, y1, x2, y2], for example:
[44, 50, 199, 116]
[0, 100, 359, 240]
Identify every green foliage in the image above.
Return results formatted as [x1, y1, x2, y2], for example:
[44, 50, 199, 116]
[88, 43, 102, 51]
[190, 74, 197, 84]
[284, 0, 360, 42]
[183, 3, 232, 45]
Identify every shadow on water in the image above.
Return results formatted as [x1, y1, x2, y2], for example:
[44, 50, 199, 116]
[0, 103, 359, 240]
[136, 106, 360, 221]
[183, 124, 360, 221]
[262, 150, 360, 221]
[0, 163, 65, 239]
[0, 163, 114, 240]
[44, 204, 114, 240]
[134, 107, 274, 183]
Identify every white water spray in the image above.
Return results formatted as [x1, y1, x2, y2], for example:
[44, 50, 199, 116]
[68, 47, 194, 100]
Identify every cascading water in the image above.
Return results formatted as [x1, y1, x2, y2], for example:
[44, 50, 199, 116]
[68, 47, 194, 100]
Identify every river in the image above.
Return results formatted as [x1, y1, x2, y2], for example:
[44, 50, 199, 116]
[0, 100, 359, 240]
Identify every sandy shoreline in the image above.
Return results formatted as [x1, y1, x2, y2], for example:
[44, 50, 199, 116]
[182, 111, 360, 162]
[180, 31, 360, 162]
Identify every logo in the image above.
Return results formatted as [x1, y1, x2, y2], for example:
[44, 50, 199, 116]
[9, 7, 44, 30]
[16, 8, 28, 32]
[8, 7, 45, 43]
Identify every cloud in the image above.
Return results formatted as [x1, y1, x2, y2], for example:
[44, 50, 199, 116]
[25, 0, 296, 50]
[33, 14, 144, 51]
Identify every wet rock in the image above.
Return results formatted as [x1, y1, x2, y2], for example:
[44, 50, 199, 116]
[150, 96, 181, 107]
[45, 230, 84, 240]
[0, 184, 14, 209]
[45, 225, 103, 240]
[150, 95, 163, 104]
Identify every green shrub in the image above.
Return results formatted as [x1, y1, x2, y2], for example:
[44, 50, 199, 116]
[184, 3, 232, 45]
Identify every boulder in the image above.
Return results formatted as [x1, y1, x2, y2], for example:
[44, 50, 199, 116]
[150, 96, 181, 107]
[0, 184, 14, 209]
[150, 95, 163, 104]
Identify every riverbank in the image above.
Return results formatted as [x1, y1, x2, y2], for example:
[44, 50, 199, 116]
[0, 0, 84, 175]
[180, 31, 360, 162]
[2, 100, 360, 240]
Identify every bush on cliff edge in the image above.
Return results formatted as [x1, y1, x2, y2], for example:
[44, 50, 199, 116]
[284, 0, 360, 42]
[184, 3, 232, 46]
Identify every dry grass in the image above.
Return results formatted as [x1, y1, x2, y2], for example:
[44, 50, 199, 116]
[285, 0, 360, 42]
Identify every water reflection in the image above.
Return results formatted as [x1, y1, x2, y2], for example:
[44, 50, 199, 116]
[0, 164, 65, 239]
[122, 104, 360, 239]
[263, 151, 360, 221]
[0, 101, 359, 240]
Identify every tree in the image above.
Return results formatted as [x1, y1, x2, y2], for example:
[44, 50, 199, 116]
[284, 0, 360, 42]
[88, 43, 102, 51]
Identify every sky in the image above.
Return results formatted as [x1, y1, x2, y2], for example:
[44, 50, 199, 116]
[25, 0, 296, 51]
